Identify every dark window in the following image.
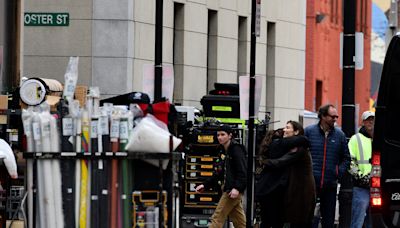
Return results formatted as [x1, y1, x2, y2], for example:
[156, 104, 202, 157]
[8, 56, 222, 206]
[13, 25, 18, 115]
[237, 16, 247, 79]
[173, 3, 184, 103]
[266, 22, 276, 110]
[207, 10, 218, 93]
[316, 80, 322, 111]
[330, 0, 339, 25]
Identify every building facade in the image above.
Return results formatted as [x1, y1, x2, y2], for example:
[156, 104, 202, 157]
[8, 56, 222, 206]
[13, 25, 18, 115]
[2, 0, 306, 126]
[0, 0, 3, 90]
[306, 0, 372, 126]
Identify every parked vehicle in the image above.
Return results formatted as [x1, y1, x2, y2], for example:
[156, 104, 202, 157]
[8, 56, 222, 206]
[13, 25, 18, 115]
[370, 34, 400, 227]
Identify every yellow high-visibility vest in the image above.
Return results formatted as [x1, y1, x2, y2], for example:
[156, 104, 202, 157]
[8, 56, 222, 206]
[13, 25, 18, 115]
[348, 133, 372, 176]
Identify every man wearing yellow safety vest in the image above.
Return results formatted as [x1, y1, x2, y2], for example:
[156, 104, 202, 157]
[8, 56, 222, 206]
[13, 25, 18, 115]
[348, 111, 375, 228]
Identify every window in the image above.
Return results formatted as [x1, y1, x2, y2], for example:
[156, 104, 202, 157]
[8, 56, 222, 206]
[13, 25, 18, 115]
[237, 16, 247, 79]
[357, 0, 368, 33]
[207, 10, 218, 93]
[363, 0, 368, 33]
[316, 80, 322, 111]
[267, 22, 276, 77]
[330, 0, 339, 25]
[330, 0, 335, 23]
[266, 22, 276, 109]
[173, 3, 184, 103]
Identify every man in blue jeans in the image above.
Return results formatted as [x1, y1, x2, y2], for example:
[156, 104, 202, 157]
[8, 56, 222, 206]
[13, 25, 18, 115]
[348, 111, 374, 228]
[305, 104, 351, 228]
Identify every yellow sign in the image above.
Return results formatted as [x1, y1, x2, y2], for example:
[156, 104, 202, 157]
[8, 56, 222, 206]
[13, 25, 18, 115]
[212, 106, 232, 112]
[201, 157, 214, 162]
[200, 197, 213, 202]
[198, 135, 214, 143]
[200, 172, 213, 176]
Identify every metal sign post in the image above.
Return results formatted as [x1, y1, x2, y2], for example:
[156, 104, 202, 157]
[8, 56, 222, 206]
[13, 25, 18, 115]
[339, 0, 356, 227]
[246, 0, 259, 227]
[154, 0, 163, 102]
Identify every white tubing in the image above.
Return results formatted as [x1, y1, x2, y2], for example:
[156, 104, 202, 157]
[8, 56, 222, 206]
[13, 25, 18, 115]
[21, 110, 34, 228]
[27, 160, 33, 228]
[32, 113, 46, 227]
[32, 113, 42, 153]
[42, 160, 57, 228]
[76, 117, 81, 153]
[75, 160, 81, 228]
[51, 160, 64, 228]
[22, 109, 34, 153]
[39, 112, 51, 152]
[50, 115, 64, 228]
[50, 115, 60, 153]
[39, 112, 57, 228]
[36, 162, 46, 228]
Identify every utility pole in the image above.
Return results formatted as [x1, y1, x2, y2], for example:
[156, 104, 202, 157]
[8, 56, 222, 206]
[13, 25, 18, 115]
[3, 0, 22, 93]
[246, 0, 257, 227]
[155, 1, 164, 227]
[339, 0, 355, 227]
[154, 0, 163, 102]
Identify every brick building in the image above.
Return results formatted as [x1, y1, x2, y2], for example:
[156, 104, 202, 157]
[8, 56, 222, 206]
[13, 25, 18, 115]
[306, 0, 371, 126]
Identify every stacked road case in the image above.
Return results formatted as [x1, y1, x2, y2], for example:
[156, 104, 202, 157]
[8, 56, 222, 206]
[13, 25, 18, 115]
[181, 127, 221, 227]
[181, 125, 244, 228]
[132, 190, 168, 228]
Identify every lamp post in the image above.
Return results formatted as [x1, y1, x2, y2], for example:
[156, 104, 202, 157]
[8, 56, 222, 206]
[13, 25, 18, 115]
[246, 0, 258, 227]
[154, 0, 163, 102]
[3, 0, 22, 93]
[155, 2, 164, 227]
[339, 0, 356, 227]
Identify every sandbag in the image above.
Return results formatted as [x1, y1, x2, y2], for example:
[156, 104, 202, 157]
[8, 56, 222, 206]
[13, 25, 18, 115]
[125, 115, 181, 169]
[0, 139, 18, 178]
[125, 115, 181, 153]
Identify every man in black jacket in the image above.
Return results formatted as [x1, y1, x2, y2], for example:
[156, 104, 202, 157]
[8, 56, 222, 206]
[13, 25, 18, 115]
[195, 125, 247, 228]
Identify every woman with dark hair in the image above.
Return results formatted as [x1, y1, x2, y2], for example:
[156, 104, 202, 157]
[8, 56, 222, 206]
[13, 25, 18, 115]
[256, 121, 315, 228]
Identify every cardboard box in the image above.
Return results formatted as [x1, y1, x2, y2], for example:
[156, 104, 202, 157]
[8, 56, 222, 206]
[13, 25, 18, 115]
[0, 95, 8, 124]
[20, 95, 60, 112]
[6, 220, 24, 228]
[0, 95, 8, 110]
[74, 85, 88, 108]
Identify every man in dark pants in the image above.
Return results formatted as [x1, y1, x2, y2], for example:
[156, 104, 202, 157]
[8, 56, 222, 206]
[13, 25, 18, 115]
[195, 125, 247, 228]
[305, 104, 351, 228]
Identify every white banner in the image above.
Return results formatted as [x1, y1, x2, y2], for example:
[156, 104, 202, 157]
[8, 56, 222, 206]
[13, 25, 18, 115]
[239, 75, 263, 120]
[142, 64, 174, 102]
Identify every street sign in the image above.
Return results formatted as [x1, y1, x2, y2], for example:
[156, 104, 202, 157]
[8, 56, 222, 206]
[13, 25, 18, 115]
[340, 32, 364, 70]
[24, 13, 69, 26]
